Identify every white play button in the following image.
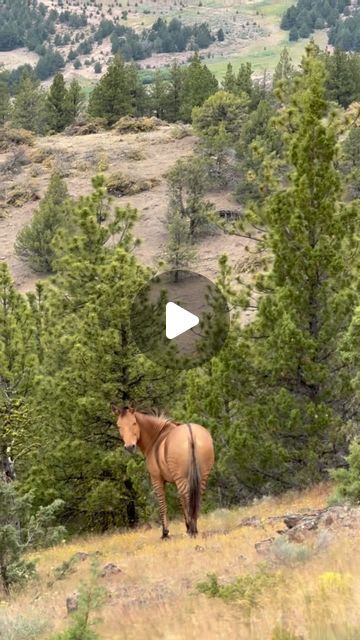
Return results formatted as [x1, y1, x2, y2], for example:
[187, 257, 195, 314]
[166, 302, 199, 340]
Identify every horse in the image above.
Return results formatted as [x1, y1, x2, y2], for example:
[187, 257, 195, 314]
[113, 407, 215, 538]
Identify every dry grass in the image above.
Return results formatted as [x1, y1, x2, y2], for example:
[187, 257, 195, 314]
[2, 484, 360, 640]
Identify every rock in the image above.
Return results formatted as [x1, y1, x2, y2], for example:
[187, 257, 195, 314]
[66, 592, 79, 614]
[255, 537, 275, 555]
[72, 552, 90, 562]
[100, 563, 122, 577]
[195, 545, 205, 552]
[238, 515, 261, 528]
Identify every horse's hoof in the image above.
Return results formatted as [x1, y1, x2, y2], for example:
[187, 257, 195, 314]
[161, 529, 169, 540]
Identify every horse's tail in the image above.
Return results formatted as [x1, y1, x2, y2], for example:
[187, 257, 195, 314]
[187, 424, 201, 534]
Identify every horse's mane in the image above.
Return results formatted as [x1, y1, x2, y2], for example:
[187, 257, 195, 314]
[135, 407, 180, 428]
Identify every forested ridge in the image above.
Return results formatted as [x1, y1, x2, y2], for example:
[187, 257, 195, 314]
[0, 0, 216, 80]
[280, 0, 360, 51]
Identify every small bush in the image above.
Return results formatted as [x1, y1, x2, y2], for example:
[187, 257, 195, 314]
[105, 172, 159, 196]
[114, 115, 161, 133]
[197, 564, 281, 609]
[270, 536, 313, 565]
[49, 563, 107, 640]
[0, 613, 49, 640]
[0, 127, 35, 152]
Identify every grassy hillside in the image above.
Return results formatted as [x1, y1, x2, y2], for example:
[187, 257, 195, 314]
[2, 484, 360, 640]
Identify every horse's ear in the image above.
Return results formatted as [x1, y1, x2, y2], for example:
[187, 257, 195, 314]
[111, 404, 120, 416]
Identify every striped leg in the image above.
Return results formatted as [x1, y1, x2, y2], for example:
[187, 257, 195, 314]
[175, 478, 190, 534]
[151, 476, 169, 539]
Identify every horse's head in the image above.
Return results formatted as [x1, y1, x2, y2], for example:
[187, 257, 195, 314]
[112, 405, 140, 453]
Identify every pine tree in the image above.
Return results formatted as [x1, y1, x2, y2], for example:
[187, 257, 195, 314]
[88, 54, 137, 126]
[222, 62, 237, 94]
[15, 171, 71, 273]
[25, 178, 176, 531]
[11, 76, 47, 134]
[47, 73, 69, 132]
[0, 79, 10, 125]
[272, 48, 295, 93]
[167, 157, 215, 237]
[325, 48, 357, 108]
[150, 70, 168, 119]
[163, 209, 196, 276]
[64, 78, 84, 122]
[180, 53, 218, 123]
[235, 62, 253, 100]
[166, 61, 183, 122]
[184, 44, 360, 500]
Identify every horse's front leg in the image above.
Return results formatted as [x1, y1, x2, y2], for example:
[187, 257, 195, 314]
[151, 475, 169, 539]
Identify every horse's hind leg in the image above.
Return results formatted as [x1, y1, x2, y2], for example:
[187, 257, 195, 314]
[151, 476, 169, 539]
[175, 479, 191, 534]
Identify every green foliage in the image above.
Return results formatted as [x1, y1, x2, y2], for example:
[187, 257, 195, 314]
[88, 55, 140, 126]
[0, 481, 65, 594]
[46, 74, 70, 133]
[0, 80, 10, 125]
[162, 209, 197, 274]
[15, 172, 72, 273]
[197, 564, 281, 609]
[324, 49, 360, 108]
[192, 90, 248, 155]
[22, 175, 174, 532]
[50, 563, 106, 640]
[179, 53, 218, 123]
[270, 537, 313, 565]
[281, 0, 351, 44]
[329, 10, 360, 52]
[166, 156, 214, 238]
[183, 44, 360, 503]
[331, 440, 360, 504]
[11, 76, 47, 134]
[0, 612, 49, 640]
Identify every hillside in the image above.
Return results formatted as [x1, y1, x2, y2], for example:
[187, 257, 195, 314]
[0, 0, 330, 85]
[2, 484, 360, 640]
[0, 122, 250, 294]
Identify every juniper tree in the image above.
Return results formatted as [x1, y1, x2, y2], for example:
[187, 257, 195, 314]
[184, 44, 360, 501]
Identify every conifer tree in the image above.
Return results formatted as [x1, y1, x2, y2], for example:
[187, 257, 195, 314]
[222, 62, 237, 94]
[88, 55, 137, 126]
[184, 44, 360, 500]
[47, 73, 69, 132]
[150, 70, 168, 119]
[26, 178, 176, 531]
[15, 171, 71, 273]
[166, 61, 183, 122]
[65, 78, 84, 122]
[180, 53, 218, 122]
[11, 76, 47, 134]
[272, 48, 295, 93]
